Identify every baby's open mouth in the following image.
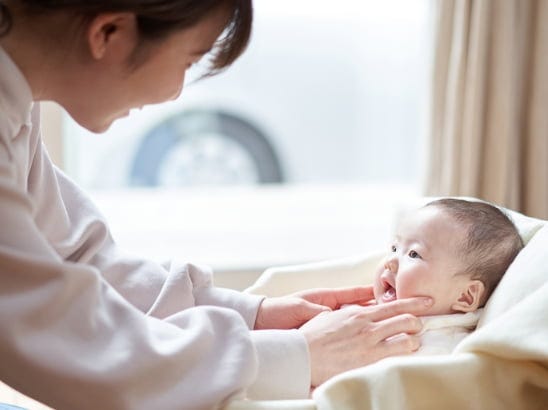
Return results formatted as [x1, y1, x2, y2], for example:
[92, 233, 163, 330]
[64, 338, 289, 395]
[381, 280, 397, 303]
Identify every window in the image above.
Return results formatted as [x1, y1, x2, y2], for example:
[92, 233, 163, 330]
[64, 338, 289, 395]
[62, 0, 432, 190]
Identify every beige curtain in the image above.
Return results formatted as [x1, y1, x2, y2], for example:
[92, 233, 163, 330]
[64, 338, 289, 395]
[426, 0, 548, 219]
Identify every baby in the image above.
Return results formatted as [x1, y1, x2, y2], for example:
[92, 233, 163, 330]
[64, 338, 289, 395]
[373, 198, 524, 354]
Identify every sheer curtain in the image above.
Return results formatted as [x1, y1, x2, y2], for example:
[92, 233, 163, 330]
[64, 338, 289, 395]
[426, 0, 548, 219]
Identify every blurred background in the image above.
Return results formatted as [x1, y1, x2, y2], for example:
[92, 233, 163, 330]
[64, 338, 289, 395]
[40, 0, 548, 289]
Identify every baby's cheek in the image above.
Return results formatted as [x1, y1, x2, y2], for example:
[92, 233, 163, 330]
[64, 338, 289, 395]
[396, 277, 421, 299]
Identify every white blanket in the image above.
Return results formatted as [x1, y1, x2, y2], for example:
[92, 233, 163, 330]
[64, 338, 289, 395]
[233, 204, 548, 409]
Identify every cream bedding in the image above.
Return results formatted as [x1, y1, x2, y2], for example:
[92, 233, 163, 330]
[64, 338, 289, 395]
[226, 203, 548, 409]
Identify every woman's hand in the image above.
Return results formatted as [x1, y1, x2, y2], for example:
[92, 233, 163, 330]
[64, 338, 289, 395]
[254, 286, 375, 330]
[299, 296, 432, 387]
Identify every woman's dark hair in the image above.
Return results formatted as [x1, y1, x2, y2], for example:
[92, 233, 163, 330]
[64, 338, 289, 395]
[0, 0, 252, 74]
[0, 2, 11, 36]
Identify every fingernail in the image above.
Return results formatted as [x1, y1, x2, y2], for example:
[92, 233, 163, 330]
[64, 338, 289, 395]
[423, 297, 433, 306]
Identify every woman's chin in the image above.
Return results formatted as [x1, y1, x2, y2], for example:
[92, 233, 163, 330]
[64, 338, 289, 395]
[73, 110, 130, 134]
[69, 116, 113, 134]
[87, 123, 112, 134]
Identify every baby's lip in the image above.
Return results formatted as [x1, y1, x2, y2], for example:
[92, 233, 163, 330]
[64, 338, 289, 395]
[381, 278, 397, 303]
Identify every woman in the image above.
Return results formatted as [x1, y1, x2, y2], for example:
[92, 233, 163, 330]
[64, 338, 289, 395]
[0, 1, 432, 408]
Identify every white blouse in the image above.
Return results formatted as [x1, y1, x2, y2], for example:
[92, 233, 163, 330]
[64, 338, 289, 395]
[0, 47, 310, 409]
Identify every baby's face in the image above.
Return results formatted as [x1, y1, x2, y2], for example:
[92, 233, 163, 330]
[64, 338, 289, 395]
[373, 206, 472, 315]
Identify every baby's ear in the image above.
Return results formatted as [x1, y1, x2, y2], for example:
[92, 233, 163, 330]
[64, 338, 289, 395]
[452, 280, 485, 313]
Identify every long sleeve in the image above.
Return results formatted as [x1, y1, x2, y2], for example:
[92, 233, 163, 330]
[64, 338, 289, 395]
[0, 45, 311, 409]
[39, 149, 265, 327]
[24, 112, 261, 324]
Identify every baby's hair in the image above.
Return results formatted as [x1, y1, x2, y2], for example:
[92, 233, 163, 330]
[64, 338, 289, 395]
[424, 198, 524, 305]
[0, 0, 252, 75]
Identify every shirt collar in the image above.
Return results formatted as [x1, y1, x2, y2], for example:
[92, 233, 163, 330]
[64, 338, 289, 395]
[420, 309, 483, 333]
[0, 46, 34, 138]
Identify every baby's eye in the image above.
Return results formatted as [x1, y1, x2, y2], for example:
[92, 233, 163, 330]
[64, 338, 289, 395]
[408, 250, 421, 259]
[391, 245, 397, 252]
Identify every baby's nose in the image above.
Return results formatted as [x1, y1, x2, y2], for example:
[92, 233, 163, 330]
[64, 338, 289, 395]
[384, 255, 398, 273]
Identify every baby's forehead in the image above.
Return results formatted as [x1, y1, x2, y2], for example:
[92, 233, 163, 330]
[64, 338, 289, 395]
[397, 206, 447, 228]
[395, 206, 467, 246]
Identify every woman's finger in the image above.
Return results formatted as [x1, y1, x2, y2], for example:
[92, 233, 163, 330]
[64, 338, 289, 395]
[369, 313, 423, 342]
[366, 296, 433, 322]
[295, 286, 375, 308]
[378, 332, 421, 358]
[329, 286, 375, 305]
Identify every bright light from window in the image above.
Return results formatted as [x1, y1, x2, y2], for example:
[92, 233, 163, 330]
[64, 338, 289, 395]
[63, 0, 432, 190]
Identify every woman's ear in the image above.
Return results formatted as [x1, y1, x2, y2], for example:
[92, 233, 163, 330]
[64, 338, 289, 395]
[86, 13, 138, 60]
[452, 280, 485, 313]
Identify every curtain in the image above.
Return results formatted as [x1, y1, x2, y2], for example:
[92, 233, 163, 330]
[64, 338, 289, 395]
[426, 0, 548, 219]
